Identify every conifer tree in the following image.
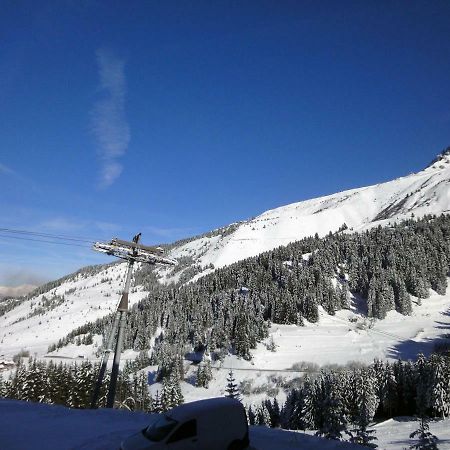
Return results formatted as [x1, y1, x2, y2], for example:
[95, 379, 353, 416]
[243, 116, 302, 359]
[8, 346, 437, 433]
[280, 388, 301, 429]
[316, 372, 348, 441]
[196, 359, 213, 388]
[415, 353, 431, 417]
[378, 362, 398, 418]
[0, 374, 6, 398]
[234, 307, 252, 360]
[256, 403, 272, 426]
[247, 405, 256, 425]
[131, 372, 152, 412]
[264, 398, 281, 428]
[152, 390, 163, 413]
[224, 370, 241, 401]
[409, 417, 439, 450]
[299, 376, 318, 430]
[69, 361, 96, 408]
[350, 369, 379, 448]
[429, 354, 450, 418]
[161, 372, 184, 411]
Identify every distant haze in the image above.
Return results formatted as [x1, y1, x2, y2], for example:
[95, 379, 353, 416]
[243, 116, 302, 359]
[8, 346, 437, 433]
[0, 268, 48, 289]
[0, 284, 37, 299]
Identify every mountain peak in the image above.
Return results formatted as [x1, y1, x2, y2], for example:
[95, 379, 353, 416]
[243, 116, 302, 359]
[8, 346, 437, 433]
[425, 146, 450, 171]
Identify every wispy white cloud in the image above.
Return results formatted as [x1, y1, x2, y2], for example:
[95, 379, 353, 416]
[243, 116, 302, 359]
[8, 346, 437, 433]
[91, 49, 130, 188]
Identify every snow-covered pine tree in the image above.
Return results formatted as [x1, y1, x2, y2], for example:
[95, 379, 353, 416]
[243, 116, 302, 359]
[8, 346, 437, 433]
[20, 357, 39, 402]
[224, 370, 241, 401]
[367, 272, 395, 319]
[429, 354, 450, 419]
[349, 369, 379, 448]
[427, 248, 447, 295]
[256, 403, 271, 427]
[391, 273, 412, 315]
[26, 358, 48, 403]
[264, 398, 280, 428]
[393, 359, 416, 417]
[234, 305, 252, 360]
[415, 353, 432, 417]
[406, 266, 429, 300]
[69, 361, 96, 408]
[316, 372, 349, 441]
[131, 372, 152, 412]
[0, 374, 6, 398]
[378, 362, 398, 418]
[302, 293, 319, 323]
[152, 390, 163, 413]
[338, 281, 350, 309]
[279, 388, 301, 430]
[10, 360, 27, 401]
[247, 405, 256, 425]
[196, 352, 213, 388]
[299, 376, 318, 430]
[161, 372, 184, 412]
[409, 417, 439, 450]
[266, 335, 277, 352]
[97, 371, 110, 408]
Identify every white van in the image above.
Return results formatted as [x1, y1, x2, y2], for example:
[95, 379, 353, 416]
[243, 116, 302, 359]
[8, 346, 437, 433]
[120, 397, 249, 450]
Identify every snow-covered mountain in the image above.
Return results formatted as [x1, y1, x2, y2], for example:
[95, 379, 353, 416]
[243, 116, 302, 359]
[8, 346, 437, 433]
[1, 147, 450, 366]
[159, 147, 450, 283]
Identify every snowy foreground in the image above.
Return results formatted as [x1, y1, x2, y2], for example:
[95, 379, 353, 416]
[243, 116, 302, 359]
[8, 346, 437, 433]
[1, 399, 449, 450]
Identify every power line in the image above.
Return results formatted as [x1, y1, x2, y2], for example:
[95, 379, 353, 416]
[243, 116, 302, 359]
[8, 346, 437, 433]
[0, 233, 93, 249]
[0, 227, 98, 243]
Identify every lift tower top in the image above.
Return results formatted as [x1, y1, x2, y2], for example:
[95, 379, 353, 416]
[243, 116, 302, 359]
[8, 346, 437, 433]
[93, 237, 176, 265]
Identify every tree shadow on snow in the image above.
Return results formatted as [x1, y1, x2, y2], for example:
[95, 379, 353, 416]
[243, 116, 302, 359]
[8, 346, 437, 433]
[386, 306, 449, 360]
[386, 320, 450, 361]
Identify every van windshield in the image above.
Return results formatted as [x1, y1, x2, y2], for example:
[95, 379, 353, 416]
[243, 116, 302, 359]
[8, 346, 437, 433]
[143, 416, 178, 442]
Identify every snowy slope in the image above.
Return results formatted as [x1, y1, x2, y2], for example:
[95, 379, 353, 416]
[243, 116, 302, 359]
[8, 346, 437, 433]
[0, 262, 147, 357]
[1, 148, 449, 385]
[1, 399, 449, 450]
[159, 148, 450, 283]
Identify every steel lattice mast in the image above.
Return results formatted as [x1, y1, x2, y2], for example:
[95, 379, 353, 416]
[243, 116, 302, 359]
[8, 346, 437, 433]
[90, 233, 176, 409]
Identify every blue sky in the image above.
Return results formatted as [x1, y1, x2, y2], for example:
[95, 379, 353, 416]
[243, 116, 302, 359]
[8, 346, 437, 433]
[1, 1, 450, 286]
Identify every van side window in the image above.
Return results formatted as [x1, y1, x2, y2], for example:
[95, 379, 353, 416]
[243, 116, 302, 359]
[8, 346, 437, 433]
[167, 419, 197, 443]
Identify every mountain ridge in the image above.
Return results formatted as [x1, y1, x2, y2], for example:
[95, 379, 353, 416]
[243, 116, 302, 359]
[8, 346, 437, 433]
[157, 146, 450, 284]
